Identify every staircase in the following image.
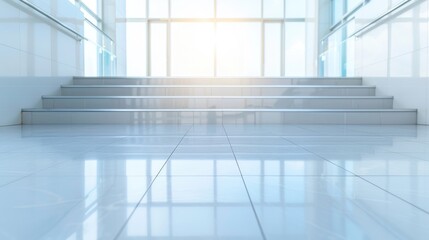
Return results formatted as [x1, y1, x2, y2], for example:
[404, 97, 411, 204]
[22, 77, 417, 124]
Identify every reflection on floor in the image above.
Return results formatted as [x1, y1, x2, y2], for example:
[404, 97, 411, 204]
[1, 124, 429, 239]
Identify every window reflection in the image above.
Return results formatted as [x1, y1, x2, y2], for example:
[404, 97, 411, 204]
[84, 160, 97, 207]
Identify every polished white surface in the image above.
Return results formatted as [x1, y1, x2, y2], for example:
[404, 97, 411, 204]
[0, 0, 84, 77]
[0, 0, 84, 126]
[1, 124, 429, 239]
[325, 0, 429, 124]
[0, 77, 72, 126]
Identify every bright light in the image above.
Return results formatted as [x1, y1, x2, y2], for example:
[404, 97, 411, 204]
[171, 23, 215, 76]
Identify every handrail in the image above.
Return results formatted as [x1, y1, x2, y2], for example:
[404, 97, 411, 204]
[17, 0, 86, 41]
[321, 17, 355, 43]
[352, 0, 413, 37]
[84, 19, 114, 43]
[322, 0, 414, 44]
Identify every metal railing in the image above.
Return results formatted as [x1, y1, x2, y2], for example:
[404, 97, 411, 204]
[16, 0, 86, 41]
[352, 0, 413, 37]
[84, 18, 114, 43]
[324, 0, 415, 43]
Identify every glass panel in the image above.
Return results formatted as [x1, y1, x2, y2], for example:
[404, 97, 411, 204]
[149, 0, 168, 18]
[326, 32, 342, 76]
[217, 0, 261, 18]
[264, 23, 281, 76]
[285, 22, 306, 76]
[285, 0, 306, 18]
[126, 0, 147, 18]
[84, 21, 98, 76]
[264, 0, 284, 18]
[150, 23, 167, 76]
[126, 22, 147, 76]
[217, 22, 261, 76]
[171, 23, 215, 76]
[171, 0, 214, 18]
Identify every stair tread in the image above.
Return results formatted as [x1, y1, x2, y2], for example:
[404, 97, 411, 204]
[62, 85, 374, 88]
[42, 96, 393, 99]
[74, 77, 363, 79]
[23, 108, 416, 112]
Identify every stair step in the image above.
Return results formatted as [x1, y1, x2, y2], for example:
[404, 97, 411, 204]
[61, 85, 376, 96]
[22, 109, 417, 125]
[73, 77, 363, 86]
[42, 96, 394, 109]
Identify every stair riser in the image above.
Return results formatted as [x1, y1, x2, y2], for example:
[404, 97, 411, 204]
[22, 111, 416, 125]
[73, 78, 362, 86]
[61, 87, 376, 97]
[43, 98, 393, 109]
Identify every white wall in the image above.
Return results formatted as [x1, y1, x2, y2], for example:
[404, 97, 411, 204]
[323, 0, 429, 124]
[0, 0, 84, 126]
[0, 0, 85, 76]
[0, 77, 73, 126]
[356, 0, 428, 124]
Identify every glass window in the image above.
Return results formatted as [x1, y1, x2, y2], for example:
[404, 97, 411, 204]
[171, 0, 214, 18]
[116, 22, 127, 76]
[217, 0, 261, 18]
[285, 0, 306, 18]
[171, 23, 215, 76]
[217, 23, 261, 76]
[305, 22, 316, 75]
[150, 23, 167, 76]
[116, 0, 126, 18]
[264, 23, 282, 76]
[285, 22, 306, 76]
[264, 0, 284, 18]
[149, 0, 168, 18]
[115, 0, 318, 77]
[126, 0, 147, 18]
[126, 22, 147, 76]
[332, 0, 344, 24]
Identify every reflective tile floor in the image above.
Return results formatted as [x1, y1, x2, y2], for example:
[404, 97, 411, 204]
[1, 124, 429, 240]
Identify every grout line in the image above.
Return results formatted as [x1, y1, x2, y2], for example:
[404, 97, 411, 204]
[278, 128, 429, 216]
[0, 134, 140, 238]
[222, 125, 267, 240]
[0, 135, 129, 189]
[113, 125, 193, 240]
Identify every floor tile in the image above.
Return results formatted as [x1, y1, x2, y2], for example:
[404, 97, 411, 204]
[244, 176, 429, 240]
[235, 153, 350, 176]
[33, 153, 170, 177]
[361, 176, 429, 212]
[116, 176, 263, 239]
[0, 124, 428, 239]
[0, 175, 150, 240]
[319, 152, 429, 176]
[158, 153, 240, 176]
